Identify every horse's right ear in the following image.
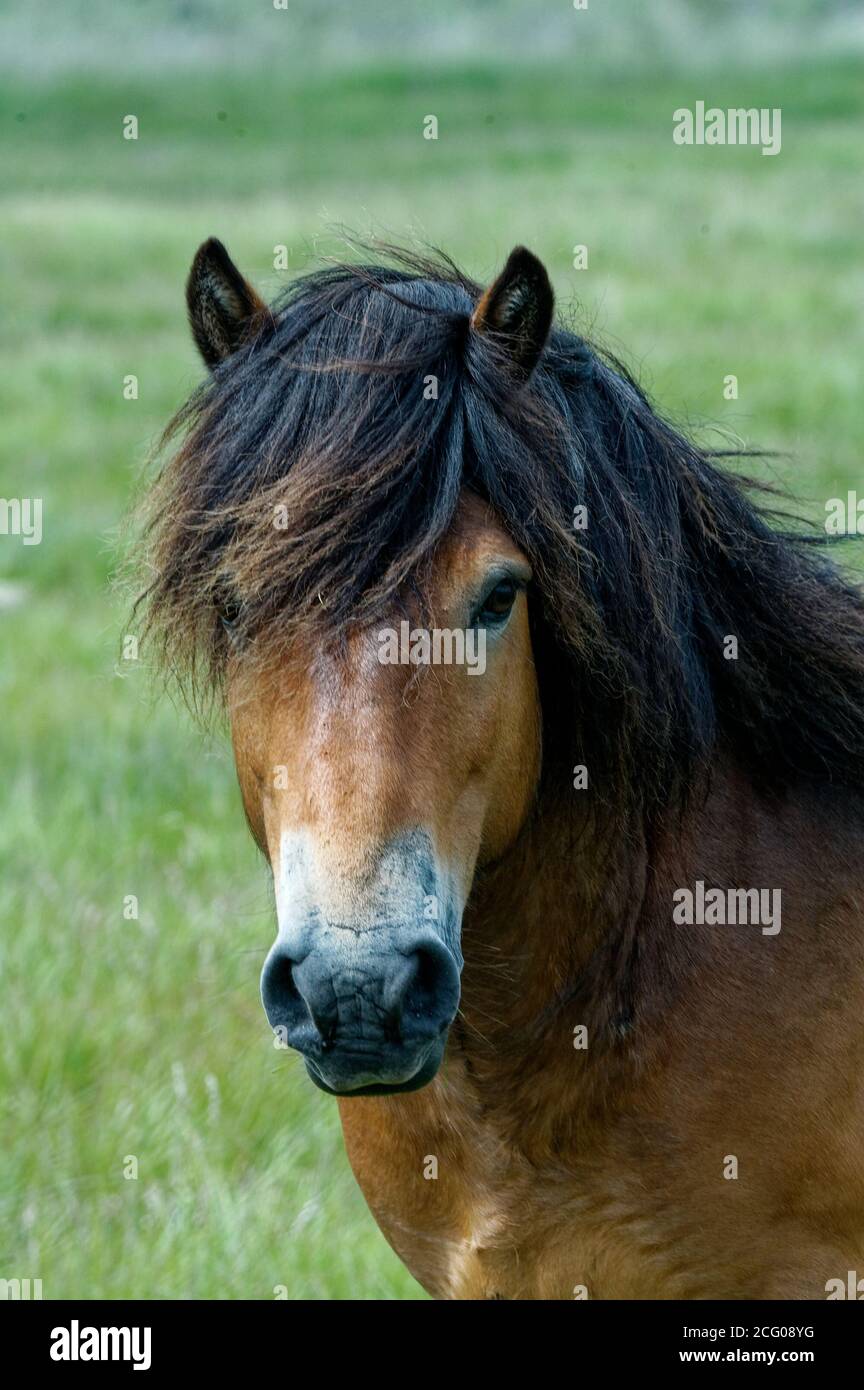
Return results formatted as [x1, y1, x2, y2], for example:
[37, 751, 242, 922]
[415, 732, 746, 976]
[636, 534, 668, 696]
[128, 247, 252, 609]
[470, 245, 554, 378]
[186, 238, 270, 368]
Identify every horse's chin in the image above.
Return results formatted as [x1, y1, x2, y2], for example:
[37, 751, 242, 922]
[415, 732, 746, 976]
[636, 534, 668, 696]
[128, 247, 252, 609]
[303, 1040, 446, 1097]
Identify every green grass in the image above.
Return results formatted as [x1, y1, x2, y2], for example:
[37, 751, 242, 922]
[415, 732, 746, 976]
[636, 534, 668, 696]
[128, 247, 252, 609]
[1, 47, 862, 1298]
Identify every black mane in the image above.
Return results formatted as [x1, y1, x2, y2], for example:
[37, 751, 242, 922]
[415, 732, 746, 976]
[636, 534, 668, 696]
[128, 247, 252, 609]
[137, 247, 864, 814]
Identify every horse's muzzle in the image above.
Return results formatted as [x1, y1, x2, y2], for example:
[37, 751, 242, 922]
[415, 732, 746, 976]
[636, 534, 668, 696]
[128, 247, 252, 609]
[260, 927, 461, 1095]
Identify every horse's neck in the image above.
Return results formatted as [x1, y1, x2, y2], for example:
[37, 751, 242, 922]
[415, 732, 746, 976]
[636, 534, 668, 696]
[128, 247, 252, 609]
[452, 795, 650, 1136]
[452, 766, 833, 1147]
[466, 799, 644, 1010]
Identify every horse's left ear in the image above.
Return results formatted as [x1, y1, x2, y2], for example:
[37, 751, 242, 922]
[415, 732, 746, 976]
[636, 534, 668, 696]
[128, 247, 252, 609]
[470, 246, 554, 378]
[186, 237, 271, 368]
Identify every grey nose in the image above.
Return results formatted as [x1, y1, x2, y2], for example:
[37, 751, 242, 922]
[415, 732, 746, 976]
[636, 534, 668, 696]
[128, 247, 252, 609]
[261, 930, 461, 1055]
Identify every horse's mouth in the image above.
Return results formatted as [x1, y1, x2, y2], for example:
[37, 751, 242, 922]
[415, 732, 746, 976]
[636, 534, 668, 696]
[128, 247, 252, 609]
[303, 1037, 446, 1097]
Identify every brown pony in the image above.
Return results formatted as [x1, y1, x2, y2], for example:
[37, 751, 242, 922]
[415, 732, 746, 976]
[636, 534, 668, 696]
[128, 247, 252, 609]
[138, 237, 864, 1299]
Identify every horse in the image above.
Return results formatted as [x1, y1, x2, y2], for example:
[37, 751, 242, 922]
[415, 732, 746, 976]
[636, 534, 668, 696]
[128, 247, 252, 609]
[137, 236, 864, 1299]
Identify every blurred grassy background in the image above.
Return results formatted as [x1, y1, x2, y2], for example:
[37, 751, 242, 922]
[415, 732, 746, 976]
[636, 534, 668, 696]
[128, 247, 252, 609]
[1, 0, 862, 1299]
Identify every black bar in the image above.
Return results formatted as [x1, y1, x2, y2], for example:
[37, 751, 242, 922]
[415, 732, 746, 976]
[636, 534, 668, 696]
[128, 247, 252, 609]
[6, 1298, 858, 1374]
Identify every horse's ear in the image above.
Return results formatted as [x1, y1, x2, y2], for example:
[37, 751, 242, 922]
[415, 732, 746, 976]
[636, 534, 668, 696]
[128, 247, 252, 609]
[186, 238, 270, 368]
[470, 246, 554, 377]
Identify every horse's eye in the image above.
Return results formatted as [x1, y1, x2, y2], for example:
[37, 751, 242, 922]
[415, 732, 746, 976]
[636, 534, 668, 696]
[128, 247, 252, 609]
[477, 579, 518, 624]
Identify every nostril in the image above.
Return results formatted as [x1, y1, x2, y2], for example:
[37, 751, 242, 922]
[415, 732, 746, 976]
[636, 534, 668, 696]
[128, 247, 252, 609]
[401, 941, 460, 1037]
[260, 945, 302, 1027]
[411, 948, 443, 1012]
[261, 945, 338, 1049]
